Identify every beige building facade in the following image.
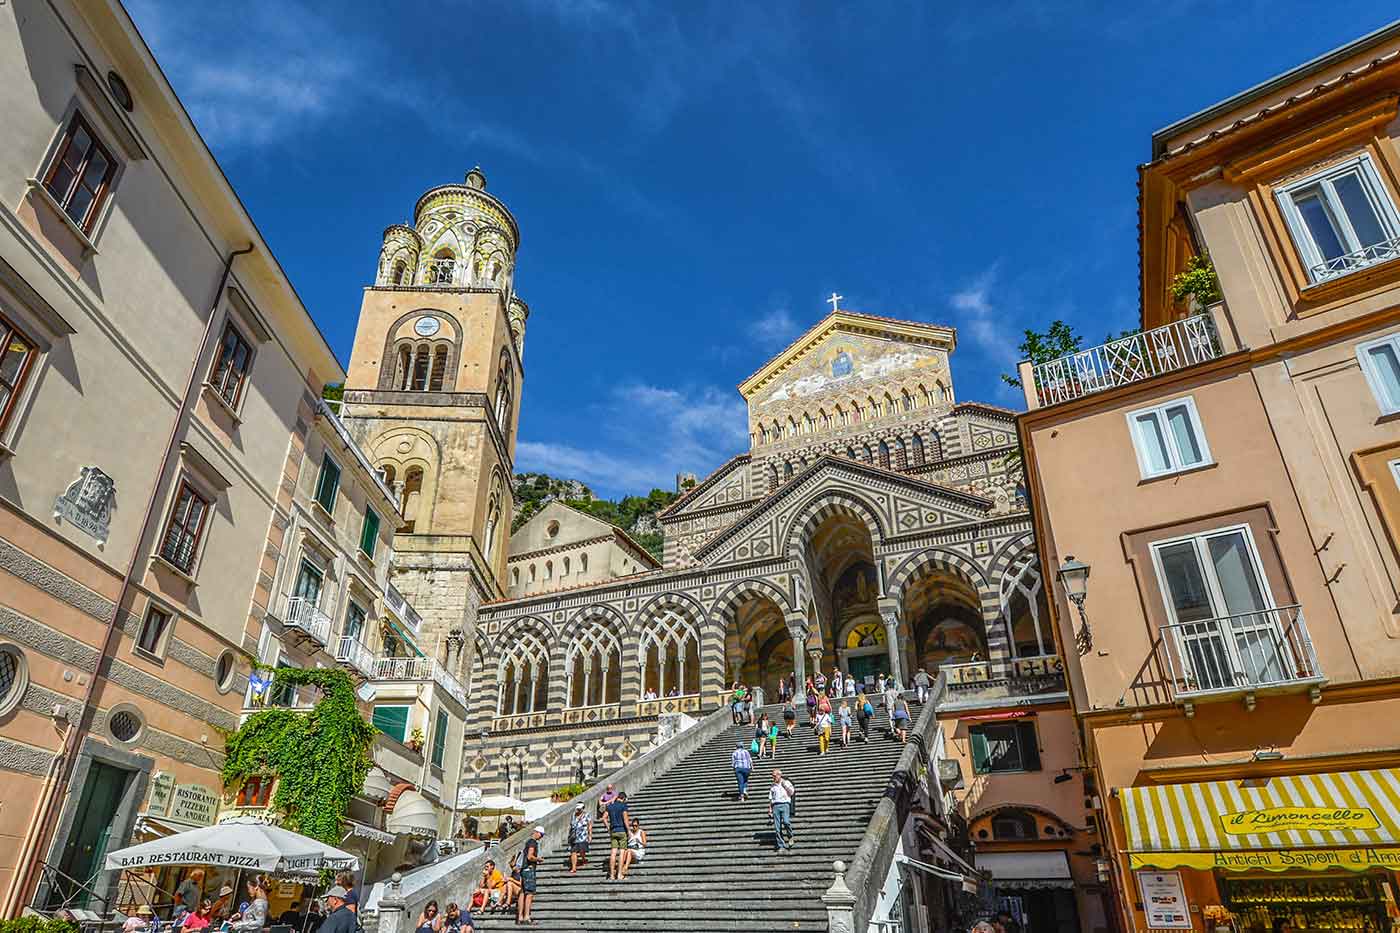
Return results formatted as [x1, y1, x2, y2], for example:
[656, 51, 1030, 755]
[1019, 21, 1400, 933]
[0, 0, 350, 915]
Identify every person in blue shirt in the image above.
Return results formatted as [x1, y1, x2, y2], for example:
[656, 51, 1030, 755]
[731, 740, 753, 799]
[605, 792, 631, 881]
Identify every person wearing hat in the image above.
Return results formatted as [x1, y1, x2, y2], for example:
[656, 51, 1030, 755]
[317, 886, 357, 933]
[567, 802, 592, 875]
[211, 885, 234, 923]
[516, 825, 543, 925]
[123, 905, 154, 932]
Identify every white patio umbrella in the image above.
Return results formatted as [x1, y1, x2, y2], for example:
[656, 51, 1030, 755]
[471, 795, 527, 813]
[103, 817, 360, 874]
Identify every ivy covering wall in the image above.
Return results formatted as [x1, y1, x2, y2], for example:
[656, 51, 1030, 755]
[222, 667, 375, 845]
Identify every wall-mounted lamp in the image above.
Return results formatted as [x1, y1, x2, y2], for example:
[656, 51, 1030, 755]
[1053, 772, 1074, 784]
[1252, 748, 1284, 762]
[1057, 555, 1092, 653]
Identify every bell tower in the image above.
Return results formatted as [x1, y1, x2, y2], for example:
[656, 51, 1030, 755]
[341, 167, 528, 674]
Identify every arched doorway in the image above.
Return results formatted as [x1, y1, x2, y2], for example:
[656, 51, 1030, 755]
[831, 562, 888, 688]
[728, 592, 790, 698]
[901, 564, 988, 677]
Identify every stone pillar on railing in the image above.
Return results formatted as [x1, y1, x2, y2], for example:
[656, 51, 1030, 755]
[1018, 360, 1037, 410]
[823, 860, 858, 933]
[374, 872, 406, 933]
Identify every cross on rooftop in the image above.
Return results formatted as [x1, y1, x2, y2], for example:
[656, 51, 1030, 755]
[827, 292, 843, 312]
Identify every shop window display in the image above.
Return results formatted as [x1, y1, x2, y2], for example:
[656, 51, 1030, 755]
[1217, 874, 1391, 932]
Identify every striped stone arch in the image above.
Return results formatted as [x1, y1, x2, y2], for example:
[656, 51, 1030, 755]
[559, 603, 629, 651]
[491, 615, 556, 672]
[988, 531, 1037, 581]
[887, 546, 1008, 661]
[781, 488, 888, 563]
[886, 546, 992, 605]
[635, 591, 712, 698]
[709, 577, 794, 630]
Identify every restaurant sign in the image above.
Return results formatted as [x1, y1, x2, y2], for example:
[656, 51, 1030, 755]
[167, 784, 219, 827]
[1219, 806, 1379, 835]
[1131, 847, 1400, 873]
[145, 771, 175, 816]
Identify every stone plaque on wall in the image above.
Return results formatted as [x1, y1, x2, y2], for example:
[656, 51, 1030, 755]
[53, 466, 117, 546]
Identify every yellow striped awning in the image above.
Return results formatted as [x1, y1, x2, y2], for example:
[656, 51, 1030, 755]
[1120, 768, 1400, 853]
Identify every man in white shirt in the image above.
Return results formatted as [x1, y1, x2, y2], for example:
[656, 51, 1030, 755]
[767, 769, 796, 851]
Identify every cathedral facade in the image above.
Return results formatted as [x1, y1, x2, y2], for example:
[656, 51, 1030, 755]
[342, 174, 1046, 800]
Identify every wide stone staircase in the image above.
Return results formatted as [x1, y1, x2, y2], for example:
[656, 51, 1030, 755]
[473, 699, 919, 932]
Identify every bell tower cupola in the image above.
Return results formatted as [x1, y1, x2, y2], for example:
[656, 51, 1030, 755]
[340, 166, 529, 677]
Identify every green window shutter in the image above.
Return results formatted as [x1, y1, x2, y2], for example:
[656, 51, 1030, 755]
[970, 727, 990, 774]
[431, 709, 448, 768]
[315, 456, 340, 513]
[1017, 721, 1042, 772]
[372, 705, 410, 743]
[360, 510, 380, 558]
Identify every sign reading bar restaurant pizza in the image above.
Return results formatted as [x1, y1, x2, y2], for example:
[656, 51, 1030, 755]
[1135, 871, 1190, 929]
[1130, 848, 1400, 873]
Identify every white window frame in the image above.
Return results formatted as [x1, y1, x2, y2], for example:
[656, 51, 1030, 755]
[1148, 523, 1278, 627]
[1274, 153, 1400, 284]
[1357, 333, 1400, 415]
[1125, 395, 1212, 479]
[1390, 458, 1400, 490]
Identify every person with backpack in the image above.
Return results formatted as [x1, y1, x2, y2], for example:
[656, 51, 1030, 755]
[768, 769, 796, 852]
[731, 740, 753, 800]
[837, 700, 853, 748]
[754, 713, 771, 758]
[815, 706, 833, 755]
[856, 691, 873, 742]
[782, 702, 797, 738]
[892, 697, 912, 743]
[804, 681, 818, 725]
[914, 667, 932, 704]
[516, 826, 543, 924]
[567, 802, 591, 874]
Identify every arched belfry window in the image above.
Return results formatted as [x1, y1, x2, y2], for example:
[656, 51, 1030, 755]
[567, 619, 623, 707]
[429, 345, 448, 391]
[427, 248, 456, 285]
[392, 259, 407, 285]
[409, 344, 431, 390]
[494, 349, 514, 435]
[396, 345, 412, 390]
[497, 630, 550, 716]
[912, 434, 925, 466]
[401, 467, 423, 533]
[483, 473, 503, 563]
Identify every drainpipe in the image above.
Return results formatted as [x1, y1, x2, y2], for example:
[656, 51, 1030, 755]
[6, 244, 255, 917]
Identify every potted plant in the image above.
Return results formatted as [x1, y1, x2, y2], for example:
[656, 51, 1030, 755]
[407, 727, 425, 753]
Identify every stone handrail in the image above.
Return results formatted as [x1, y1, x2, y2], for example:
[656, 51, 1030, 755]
[364, 704, 736, 933]
[828, 673, 947, 933]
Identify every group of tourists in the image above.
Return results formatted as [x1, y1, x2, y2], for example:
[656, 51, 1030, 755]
[126, 873, 360, 933]
[468, 824, 544, 925]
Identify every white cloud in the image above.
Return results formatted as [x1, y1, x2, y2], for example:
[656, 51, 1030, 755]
[517, 382, 748, 497]
[950, 263, 1014, 358]
[747, 307, 799, 347]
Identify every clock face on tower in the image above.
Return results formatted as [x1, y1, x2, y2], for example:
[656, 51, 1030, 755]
[414, 316, 441, 337]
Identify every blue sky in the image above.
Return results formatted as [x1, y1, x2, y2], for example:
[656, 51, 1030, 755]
[128, 0, 1396, 499]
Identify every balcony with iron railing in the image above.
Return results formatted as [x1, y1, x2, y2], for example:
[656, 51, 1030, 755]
[1310, 233, 1400, 283]
[935, 654, 1067, 711]
[372, 655, 468, 708]
[334, 634, 376, 679]
[1025, 312, 1223, 409]
[283, 595, 332, 647]
[1156, 604, 1323, 714]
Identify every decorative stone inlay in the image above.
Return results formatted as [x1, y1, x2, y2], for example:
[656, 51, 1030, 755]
[0, 537, 113, 621]
[0, 737, 54, 775]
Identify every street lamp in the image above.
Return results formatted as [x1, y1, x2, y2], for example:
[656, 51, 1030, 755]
[1057, 556, 1092, 652]
[1056, 556, 1091, 607]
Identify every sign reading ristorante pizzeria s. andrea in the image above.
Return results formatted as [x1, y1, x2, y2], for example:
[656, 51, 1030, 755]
[1219, 806, 1380, 835]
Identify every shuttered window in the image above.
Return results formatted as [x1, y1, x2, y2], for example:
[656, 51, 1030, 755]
[431, 708, 449, 768]
[970, 721, 1041, 774]
[372, 705, 411, 743]
[360, 509, 380, 559]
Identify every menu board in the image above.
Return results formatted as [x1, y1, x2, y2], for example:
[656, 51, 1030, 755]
[1137, 870, 1191, 930]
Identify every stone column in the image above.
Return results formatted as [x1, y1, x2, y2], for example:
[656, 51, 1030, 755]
[790, 627, 808, 700]
[881, 611, 904, 686]
[808, 648, 824, 684]
[600, 663, 611, 704]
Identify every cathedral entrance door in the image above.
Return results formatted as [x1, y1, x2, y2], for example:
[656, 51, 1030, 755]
[846, 652, 889, 691]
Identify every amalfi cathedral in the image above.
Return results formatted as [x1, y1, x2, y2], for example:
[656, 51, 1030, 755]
[338, 169, 1045, 799]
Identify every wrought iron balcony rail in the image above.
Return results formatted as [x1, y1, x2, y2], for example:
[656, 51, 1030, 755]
[1158, 604, 1322, 704]
[372, 655, 468, 707]
[1310, 233, 1400, 283]
[1030, 313, 1221, 407]
[283, 595, 332, 646]
[334, 635, 376, 678]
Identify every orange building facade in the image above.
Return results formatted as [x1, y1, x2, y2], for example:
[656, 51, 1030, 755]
[1018, 21, 1400, 933]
